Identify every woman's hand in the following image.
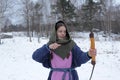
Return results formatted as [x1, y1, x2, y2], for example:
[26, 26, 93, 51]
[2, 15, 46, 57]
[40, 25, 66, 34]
[49, 43, 61, 50]
[88, 49, 97, 57]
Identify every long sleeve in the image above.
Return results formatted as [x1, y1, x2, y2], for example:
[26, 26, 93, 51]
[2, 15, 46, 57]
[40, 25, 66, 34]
[72, 45, 91, 67]
[32, 44, 50, 63]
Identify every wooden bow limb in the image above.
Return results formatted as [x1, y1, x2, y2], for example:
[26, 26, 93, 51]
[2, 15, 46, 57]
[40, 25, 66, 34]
[89, 31, 96, 80]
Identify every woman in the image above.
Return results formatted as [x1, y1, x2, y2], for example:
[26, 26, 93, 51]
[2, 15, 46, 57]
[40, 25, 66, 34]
[32, 21, 96, 80]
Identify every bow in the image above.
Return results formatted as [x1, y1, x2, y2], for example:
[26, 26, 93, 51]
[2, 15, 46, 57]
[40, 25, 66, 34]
[89, 31, 96, 80]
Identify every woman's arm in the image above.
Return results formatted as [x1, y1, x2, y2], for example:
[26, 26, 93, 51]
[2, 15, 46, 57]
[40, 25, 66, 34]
[72, 44, 91, 67]
[32, 44, 50, 63]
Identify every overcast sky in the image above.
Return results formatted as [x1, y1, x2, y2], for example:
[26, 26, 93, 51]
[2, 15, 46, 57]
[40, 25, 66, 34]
[9, 0, 38, 25]
[115, 0, 120, 5]
[9, 0, 120, 25]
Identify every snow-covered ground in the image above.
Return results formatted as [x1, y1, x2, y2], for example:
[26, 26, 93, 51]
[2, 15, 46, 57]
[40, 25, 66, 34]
[0, 32, 120, 80]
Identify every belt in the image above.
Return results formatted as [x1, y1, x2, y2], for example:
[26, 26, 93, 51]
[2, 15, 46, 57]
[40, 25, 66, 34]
[51, 68, 75, 80]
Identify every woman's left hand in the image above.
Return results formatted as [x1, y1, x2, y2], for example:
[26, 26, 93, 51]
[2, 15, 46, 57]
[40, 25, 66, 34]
[88, 49, 97, 57]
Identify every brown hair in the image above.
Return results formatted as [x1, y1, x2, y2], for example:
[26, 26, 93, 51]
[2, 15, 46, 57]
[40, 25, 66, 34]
[55, 21, 70, 39]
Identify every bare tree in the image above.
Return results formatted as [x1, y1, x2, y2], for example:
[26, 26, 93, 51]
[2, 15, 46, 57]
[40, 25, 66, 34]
[0, 0, 13, 44]
[21, 0, 44, 42]
[29, 1, 34, 37]
[102, 0, 114, 40]
[34, 2, 43, 43]
[113, 5, 120, 34]
[0, 0, 7, 20]
[21, 0, 33, 42]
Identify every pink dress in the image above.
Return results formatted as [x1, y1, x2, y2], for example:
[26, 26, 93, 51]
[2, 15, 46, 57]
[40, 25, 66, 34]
[51, 51, 72, 80]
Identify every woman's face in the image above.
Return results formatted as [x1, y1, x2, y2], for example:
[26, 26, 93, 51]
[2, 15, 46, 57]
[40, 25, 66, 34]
[57, 26, 66, 39]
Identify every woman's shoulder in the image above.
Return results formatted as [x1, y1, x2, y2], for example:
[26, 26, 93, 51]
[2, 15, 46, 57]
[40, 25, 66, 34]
[72, 42, 79, 48]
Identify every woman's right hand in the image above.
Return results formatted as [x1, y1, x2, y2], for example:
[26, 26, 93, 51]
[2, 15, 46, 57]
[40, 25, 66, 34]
[49, 43, 61, 50]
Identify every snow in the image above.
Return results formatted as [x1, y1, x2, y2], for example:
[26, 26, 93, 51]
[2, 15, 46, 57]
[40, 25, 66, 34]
[0, 32, 120, 80]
